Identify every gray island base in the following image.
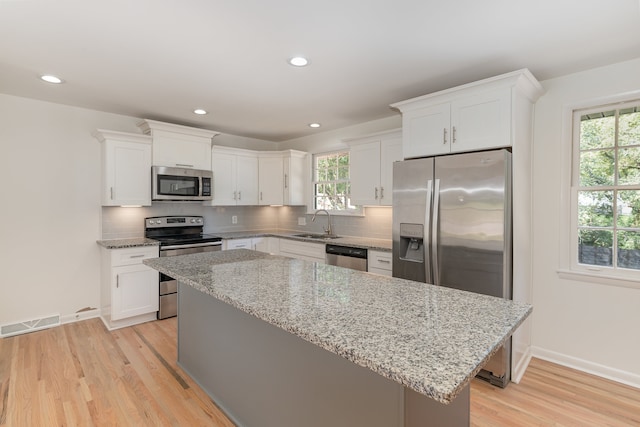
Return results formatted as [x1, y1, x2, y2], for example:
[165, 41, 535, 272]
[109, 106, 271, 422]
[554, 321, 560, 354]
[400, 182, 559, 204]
[144, 250, 532, 427]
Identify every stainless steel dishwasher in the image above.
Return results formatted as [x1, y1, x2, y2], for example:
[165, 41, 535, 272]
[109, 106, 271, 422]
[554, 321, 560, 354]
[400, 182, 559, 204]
[325, 244, 368, 271]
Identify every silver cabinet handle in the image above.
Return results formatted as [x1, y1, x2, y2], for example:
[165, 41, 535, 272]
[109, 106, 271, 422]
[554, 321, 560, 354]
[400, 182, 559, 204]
[260, 191, 263, 201]
[284, 173, 289, 189]
[378, 259, 391, 264]
[443, 128, 448, 144]
[116, 274, 119, 288]
[380, 187, 384, 199]
[452, 126, 457, 144]
[129, 254, 145, 259]
[175, 163, 194, 168]
[375, 187, 378, 199]
[233, 191, 237, 200]
[238, 191, 241, 200]
[110, 187, 114, 200]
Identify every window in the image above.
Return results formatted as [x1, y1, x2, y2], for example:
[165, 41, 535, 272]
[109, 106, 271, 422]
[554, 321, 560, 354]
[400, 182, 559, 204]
[572, 102, 640, 275]
[312, 151, 357, 212]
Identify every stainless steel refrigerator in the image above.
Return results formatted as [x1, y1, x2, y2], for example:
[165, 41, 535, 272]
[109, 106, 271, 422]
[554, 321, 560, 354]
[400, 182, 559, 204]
[392, 148, 512, 387]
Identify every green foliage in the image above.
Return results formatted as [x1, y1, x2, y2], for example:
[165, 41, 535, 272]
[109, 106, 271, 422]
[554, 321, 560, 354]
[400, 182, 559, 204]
[578, 107, 640, 268]
[314, 151, 353, 210]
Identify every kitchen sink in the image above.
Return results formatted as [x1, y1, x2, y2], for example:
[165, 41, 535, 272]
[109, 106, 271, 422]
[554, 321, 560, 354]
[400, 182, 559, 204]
[292, 233, 340, 240]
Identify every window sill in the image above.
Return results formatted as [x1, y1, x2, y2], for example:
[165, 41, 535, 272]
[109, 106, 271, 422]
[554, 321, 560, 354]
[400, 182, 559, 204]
[557, 269, 640, 290]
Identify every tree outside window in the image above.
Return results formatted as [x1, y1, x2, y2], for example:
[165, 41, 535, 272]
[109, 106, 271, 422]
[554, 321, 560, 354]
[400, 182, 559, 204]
[313, 151, 355, 211]
[576, 105, 640, 270]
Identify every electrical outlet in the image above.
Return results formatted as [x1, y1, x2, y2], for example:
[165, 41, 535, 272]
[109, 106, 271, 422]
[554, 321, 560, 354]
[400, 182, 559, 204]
[298, 217, 306, 226]
[232, 215, 238, 224]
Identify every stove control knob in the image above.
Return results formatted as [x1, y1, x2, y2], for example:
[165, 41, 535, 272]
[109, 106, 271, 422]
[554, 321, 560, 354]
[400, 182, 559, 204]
[148, 220, 155, 225]
[196, 218, 202, 223]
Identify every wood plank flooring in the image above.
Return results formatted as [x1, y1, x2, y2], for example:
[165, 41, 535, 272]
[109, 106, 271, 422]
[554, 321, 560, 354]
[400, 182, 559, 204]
[1, 317, 638, 426]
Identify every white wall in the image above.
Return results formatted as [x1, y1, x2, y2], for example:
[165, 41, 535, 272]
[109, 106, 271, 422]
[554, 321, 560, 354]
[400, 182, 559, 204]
[0, 94, 276, 327]
[0, 94, 136, 325]
[531, 58, 640, 386]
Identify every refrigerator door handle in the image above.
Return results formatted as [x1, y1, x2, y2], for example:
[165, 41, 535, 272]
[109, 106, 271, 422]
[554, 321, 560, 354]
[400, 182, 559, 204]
[432, 179, 441, 285]
[425, 179, 433, 283]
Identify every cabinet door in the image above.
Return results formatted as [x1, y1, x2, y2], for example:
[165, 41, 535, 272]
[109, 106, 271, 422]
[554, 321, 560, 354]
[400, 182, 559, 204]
[402, 103, 451, 158]
[211, 152, 237, 205]
[224, 238, 253, 250]
[284, 152, 307, 206]
[350, 141, 381, 206]
[379, 136, 403, 206]
[450, 87, 511, 153]
[111, 264, 158, 321]
[104, 141, 151, 206]
[259, 156, 284, 205]
[152, 130, 212, 170]
[236, 155, 259, 205]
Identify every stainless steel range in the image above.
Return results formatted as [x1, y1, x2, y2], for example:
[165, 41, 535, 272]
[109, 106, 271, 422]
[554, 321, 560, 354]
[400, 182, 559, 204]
[145, 216, 222, 319]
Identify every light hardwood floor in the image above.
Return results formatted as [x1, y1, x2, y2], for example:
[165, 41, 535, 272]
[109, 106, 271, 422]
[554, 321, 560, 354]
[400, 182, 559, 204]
[1, 317, 638, 426]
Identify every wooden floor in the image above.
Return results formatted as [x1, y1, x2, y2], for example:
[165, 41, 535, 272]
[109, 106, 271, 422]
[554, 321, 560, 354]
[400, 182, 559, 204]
[1, 318, 638, 427]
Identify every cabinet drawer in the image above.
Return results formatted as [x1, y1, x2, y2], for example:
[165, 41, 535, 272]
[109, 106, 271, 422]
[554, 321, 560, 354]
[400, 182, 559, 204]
[368, 250, 392, 271]
[279, 239, 325, 261]
[110, 246, 158, 267]
[224, 238, 253, 250]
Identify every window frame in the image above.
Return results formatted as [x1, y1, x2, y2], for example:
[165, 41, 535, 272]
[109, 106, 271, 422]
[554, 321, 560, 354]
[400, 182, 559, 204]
[559, 91, 640, 289]
[308, 149, 363, 216]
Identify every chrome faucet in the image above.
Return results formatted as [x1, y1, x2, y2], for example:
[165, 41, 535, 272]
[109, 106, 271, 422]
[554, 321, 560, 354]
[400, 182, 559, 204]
[312, 209, 333, 236]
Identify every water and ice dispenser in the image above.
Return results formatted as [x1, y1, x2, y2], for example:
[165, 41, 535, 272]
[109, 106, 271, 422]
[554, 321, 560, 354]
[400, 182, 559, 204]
[399, 223, 424, 263]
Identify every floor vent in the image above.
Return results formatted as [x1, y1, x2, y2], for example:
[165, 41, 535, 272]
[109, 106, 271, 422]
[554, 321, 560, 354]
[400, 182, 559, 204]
[1, 314, 60, 338]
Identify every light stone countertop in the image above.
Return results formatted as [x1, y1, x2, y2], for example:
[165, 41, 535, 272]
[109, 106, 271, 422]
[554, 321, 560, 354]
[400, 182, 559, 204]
[96, 237, 160, 249]
[97, 230, 392, 252]
[143, 249, 531, 404]
[216, 229, 392, 251]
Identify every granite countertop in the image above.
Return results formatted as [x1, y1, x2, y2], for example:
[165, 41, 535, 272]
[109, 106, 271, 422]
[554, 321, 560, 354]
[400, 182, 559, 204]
[96, 237, 160, 249]
[98, 230, 392, 252]
[216, 229, 392, 251]
[144, 250, 531, 404]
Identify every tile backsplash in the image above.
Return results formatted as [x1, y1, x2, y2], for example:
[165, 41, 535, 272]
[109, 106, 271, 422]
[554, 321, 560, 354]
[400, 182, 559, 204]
[101, 204, 392, 240]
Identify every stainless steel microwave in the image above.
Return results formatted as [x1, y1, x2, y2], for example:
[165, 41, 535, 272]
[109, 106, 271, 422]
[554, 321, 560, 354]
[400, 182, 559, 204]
[152, 166, 213, 201]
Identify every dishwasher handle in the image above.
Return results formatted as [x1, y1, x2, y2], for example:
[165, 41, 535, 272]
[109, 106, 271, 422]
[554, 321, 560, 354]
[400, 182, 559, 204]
[325, 244, 367, 259]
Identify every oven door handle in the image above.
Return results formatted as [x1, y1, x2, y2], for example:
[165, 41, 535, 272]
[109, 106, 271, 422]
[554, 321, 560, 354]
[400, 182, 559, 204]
[161, 242, 222, 250]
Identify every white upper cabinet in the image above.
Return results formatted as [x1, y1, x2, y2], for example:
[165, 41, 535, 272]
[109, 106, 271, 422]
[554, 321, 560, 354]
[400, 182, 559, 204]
[259, 154, 284, 205]
[137, 119, 219, 171]
[94, 129, 152, 206]
[283, 150, 307, 206]
[347, 129, 402, 206]
[209, 146, 258, 206]
[391, 69, 543, 159]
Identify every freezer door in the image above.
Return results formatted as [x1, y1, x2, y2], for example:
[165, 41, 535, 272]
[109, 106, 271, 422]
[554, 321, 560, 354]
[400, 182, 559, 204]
[434, 149, 512, 298]
[392, 157, 434, 283]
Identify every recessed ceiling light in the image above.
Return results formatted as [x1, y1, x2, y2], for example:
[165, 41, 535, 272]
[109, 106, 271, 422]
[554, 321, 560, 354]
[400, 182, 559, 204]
[193, 109, 207, 115]
[289, 57, 309, 67]
[309, 123, 321, 128]
[40, 75, 63, 84]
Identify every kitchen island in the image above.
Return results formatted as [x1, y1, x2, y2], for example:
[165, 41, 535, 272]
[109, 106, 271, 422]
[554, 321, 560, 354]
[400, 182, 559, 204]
[144, 250, 531, 427]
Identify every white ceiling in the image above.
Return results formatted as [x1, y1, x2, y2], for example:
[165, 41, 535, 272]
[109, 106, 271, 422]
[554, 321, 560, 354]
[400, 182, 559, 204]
[1, 0, 639, 142]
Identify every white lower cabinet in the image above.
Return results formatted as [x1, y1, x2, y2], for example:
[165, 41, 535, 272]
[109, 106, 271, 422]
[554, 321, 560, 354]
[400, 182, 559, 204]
[223, 237, 278, 253]
[368, 250, 392, 276]
[100, 246, 159, 330]
[278, 239, 325, 263]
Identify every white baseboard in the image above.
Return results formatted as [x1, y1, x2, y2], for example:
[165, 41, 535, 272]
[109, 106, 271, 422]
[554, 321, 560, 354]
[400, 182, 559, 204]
[532, 346, 640, 389]
[511, 347, 532, 384]
[60, 308, 101, 325]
